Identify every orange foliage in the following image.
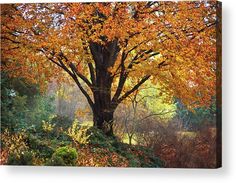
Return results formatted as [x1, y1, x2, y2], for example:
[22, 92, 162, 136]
[1, 2, 219, 108]
[0, 149, 9, 165]
[154, 127, 217, 168]
[75, 145, 129, 167]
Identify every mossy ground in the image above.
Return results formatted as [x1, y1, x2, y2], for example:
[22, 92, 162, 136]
[1, 126, 164, 167]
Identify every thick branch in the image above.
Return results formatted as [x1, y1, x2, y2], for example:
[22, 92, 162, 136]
[70, 69, 94, 111]
[125, 38, 152, 57]
[128, 51, 160, 70]
[69, 62, 93, 89]
[59, 52, 93, 89]
[44, 54, 94, 111]
[39, 49, 62, 68]
[88, 62, 96, 85]
[112, 50, 159, 105]
[112, 51, 128, 103]
[116, 75, 151, 105]
[1, 36, 21, 44]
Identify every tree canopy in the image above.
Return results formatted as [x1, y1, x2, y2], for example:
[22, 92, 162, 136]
[1, 1, 218, 134]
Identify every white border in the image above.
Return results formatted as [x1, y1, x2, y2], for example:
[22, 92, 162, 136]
[1, 0, 236, 183]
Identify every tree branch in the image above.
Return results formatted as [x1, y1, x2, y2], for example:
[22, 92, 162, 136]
[138, 110, 176, 122]
[116, 75, 151, 105]
[70, 69, 94, 111]
[112, 51, 128, 103]
[88, 62, 96, 85]
[59, 52, 93, 90]
[42, 51, 94, 111]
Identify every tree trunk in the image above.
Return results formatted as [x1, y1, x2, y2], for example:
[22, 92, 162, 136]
[128, 136, 132, 145]
[92, 69, 115, 136]
[89, 40, 120, 136]
[88, 40, 149, 136]
[93, 109, 114, 136]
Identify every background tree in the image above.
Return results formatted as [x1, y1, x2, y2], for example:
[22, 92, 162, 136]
[114, 83, 175, 145]
[175, 98, 216, 130]
[0, 72, 55, 132]
[1, 2, 218, 135]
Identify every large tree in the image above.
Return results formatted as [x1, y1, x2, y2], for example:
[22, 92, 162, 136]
[1, 2, 219, 135]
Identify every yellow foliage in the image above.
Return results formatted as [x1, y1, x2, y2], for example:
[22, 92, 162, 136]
[42, 120, 55, 133]
[67, 120, 91, 145]
[1, 129, 28, 159]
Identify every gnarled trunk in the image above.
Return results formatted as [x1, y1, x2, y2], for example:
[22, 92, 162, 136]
[89, 40, 119, 136]
[87, 40, 149, 136]
[93, 109, 114, 136]
[92, 68, 115, 136]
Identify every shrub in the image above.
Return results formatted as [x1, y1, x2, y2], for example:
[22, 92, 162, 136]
[46, 156, 65, 166]
[67, 120, 91, 145]
[27, 134, 54, 159]
[1, 130, 28, 156]
[7, 151, 34, 165]
[152, 123, 217, 168]
[1, 130, 38, 165]
[0, 149, 8, 165]
[42, 120, 55, 133]
[51, 115, 73, 130]
[48, 146, 78, 166]
[86, 127, 116, 150]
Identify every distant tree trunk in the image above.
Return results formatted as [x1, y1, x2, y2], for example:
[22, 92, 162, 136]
[128, 134, 134, 145]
